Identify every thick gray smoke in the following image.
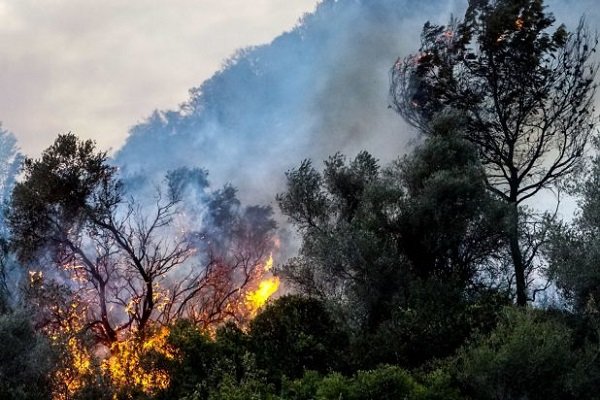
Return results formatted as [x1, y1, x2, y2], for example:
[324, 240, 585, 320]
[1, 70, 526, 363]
[114, 0, 600, 221]
[114, 0, 470, 205]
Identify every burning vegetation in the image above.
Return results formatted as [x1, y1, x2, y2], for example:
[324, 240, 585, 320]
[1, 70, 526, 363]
[6, 134, 282, 399]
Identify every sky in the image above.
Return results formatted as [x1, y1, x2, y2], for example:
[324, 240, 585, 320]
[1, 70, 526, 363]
[0, 0, 317, 156]
[1, 0, 599, 160]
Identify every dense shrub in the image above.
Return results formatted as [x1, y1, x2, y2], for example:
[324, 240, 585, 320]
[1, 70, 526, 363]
[279, 365, 461, 400]
[0, 312, 55, 400]
[249, 295, 349, 382]
[453, 307, 596, 400]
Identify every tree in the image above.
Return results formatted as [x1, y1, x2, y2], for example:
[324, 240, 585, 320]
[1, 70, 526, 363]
[8, 134, 276, 347]
[546, 147, 600, 312]
[0, 126, 22, 311]
[0, 125, 22, 230]
[249, 295, 348, 382]
[390, 0, 599, 305]
[277, 119, 504, 334]
[8, 133, 190, 344]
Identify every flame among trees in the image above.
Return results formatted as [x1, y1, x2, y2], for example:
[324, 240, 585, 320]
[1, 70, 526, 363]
[7, 134, 281, 398]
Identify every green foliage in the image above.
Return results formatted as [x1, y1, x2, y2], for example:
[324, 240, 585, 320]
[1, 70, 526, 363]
[214, 322, 253, 382]
[547, 154, 600, 311]
[249, 295, 349, 382]
[280, 371, 322, 400]
[352, 283, 510, 369]
[277, 122, 505, 368]
[349, 366, 422, 400]
[179, 353, 276, 400]
[8, 133, 119, 263]
[206, 371, 276, 400]
[417, 368, 463, 400]
[453, 307, 596, 400]
[157, 319, 220, 400]
[280, 365, 458, 400]
[0, 312, 55, 400]
[394, 117, 507, 284]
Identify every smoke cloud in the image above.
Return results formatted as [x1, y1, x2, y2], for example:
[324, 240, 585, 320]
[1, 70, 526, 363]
[114, 0, 472, 206]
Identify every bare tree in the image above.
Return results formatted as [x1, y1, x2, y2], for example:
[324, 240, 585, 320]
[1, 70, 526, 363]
[9, 134, 276, 346]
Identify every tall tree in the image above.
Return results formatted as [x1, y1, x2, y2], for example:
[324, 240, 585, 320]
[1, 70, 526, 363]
[546, 147, 600, 312]
[8, 133, 180, 343]
[0, 126, 22, 310]
[277, 117, 504, 330]
[390, 0, 599, 305]
[8, 134, 276, 345]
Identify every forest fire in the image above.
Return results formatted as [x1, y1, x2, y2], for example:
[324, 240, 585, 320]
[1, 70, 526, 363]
[44, 249, 281, 400]
[2, 1, 599, 399]
[5, 131, 284, 399]
[246, 254, 281, 317]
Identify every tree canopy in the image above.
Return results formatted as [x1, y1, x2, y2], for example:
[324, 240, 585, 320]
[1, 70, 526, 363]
[390, 0, 599, 305]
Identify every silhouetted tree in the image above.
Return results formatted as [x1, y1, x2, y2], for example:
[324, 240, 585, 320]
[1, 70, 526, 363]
[278, 118, 504, 333]
[390, 0, 599, 305]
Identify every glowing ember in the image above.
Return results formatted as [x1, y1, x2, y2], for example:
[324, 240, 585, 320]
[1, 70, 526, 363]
[515, 17, 524, 30]
[103, 326, 175, 397]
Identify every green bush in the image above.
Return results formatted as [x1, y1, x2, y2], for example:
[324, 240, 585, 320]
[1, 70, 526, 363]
[349, 366, 422, 400]
[280, 371, 322, 400]
[454, 307, 592, 400]
[249, 295, 349, 383]
[157, 319, 219, 400]
[315, 372, 351, 400]
[281, 365, 451, 400]
[0, 311, 55, 400]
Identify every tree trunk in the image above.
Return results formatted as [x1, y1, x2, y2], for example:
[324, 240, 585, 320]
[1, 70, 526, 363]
[508, 202, 527, 306]
[99, 282, 117, 343]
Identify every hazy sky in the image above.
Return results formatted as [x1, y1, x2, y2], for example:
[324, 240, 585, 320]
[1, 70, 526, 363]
[0, 0, 317, 156]
[1, 0, 598, 159]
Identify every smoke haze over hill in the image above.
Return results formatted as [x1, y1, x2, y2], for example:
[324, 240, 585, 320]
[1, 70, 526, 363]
[114, 0, 469, 204]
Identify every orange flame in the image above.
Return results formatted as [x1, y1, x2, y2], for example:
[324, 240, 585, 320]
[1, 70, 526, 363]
[102, 326, 175, 397]
[245, 254, 280, 317]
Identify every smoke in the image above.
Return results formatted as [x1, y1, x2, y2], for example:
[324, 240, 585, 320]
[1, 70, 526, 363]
[0, 126, 23, 306]
[114, 0, 471, 206]
[111, 0, 600, 265]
